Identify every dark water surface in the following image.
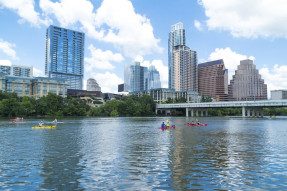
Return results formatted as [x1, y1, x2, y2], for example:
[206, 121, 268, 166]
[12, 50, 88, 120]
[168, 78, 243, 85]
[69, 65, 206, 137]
[0, 117, 287, 190]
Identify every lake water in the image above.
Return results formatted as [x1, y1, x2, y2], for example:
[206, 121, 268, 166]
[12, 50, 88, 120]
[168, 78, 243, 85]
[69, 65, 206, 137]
[0, 117, 287, 190]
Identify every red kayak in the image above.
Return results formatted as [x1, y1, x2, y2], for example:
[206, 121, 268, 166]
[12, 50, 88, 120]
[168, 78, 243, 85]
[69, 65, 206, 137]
[186, 123, 208, 127]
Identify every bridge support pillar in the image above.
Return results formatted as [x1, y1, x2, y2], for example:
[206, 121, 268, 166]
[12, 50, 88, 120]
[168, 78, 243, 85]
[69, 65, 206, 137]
[259, 110, 264, 118]
[186, 108, 189, 117]
[201, 110, 204, 117]
[256, 110, 260, 117]
[247, 109, 250, 117]
[191, 109, 194, 117]
[252, 110, 256, 117]
[242, 107, 246, 117]
[166, 110, 171, 116]
[206, 110, 208, 117]
[196, 110, 199, 117]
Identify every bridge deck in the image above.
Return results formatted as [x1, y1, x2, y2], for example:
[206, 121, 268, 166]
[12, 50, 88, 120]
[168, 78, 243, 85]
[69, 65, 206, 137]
[157, 100, 287, 109]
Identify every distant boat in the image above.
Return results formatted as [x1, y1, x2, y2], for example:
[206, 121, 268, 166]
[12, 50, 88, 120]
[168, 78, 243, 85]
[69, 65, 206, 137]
[32, 125, 57, 129]
[10, 117, 25, 124]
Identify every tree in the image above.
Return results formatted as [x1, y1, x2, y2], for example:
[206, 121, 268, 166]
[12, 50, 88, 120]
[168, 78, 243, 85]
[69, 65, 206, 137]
[201, 96, 212, 102]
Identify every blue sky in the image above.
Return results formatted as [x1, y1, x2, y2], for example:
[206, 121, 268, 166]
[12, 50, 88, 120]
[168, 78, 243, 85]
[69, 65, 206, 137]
[0, 0, 287, 93]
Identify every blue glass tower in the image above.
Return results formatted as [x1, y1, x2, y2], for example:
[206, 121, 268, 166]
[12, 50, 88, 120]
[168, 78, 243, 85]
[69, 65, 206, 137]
[45, 25, 84, 90]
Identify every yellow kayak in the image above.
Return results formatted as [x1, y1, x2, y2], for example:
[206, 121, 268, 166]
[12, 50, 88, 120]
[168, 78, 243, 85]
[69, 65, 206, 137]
[32, 125, 57, 129]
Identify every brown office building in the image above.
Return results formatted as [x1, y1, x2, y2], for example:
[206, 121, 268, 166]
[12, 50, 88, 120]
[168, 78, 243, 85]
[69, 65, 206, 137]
[228, 59, 267, 101]
[198, 59, 228, 101]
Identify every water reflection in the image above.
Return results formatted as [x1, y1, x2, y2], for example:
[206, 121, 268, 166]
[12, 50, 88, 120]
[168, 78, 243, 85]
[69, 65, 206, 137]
[39, 121, 84, 190]
[0, 118, 287, 190]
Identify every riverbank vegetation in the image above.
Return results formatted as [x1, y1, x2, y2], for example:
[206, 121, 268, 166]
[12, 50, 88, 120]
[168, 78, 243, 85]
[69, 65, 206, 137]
[88, 95, 156, 117]
[0, 92, 90, 117]
[0, 92, 156, 118]
[1, 91, 287, 118]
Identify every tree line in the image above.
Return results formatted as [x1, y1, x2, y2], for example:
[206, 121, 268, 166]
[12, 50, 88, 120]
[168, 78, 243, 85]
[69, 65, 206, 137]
[0, 92, 156, 118]
[89, 95, 156, 117]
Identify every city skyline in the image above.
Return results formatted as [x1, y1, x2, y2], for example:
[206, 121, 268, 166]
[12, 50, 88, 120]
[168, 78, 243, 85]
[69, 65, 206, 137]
[0, 0, 287, 94]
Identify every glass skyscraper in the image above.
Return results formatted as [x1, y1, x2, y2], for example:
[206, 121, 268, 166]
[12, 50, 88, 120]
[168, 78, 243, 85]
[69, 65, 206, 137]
[45, 25, 85, 90]
[125, 62, 161, 92]
[148, 66, 161, 90]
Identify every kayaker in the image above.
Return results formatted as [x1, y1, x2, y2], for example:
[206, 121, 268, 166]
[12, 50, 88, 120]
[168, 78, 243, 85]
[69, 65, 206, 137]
[52, 119, 57, 124]
[39, 121, 44, 126]
[166, 120, 170, 128]
[161, 122, 166, 130]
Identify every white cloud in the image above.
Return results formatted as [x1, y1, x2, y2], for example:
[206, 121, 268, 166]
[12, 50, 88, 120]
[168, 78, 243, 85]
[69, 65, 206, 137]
[40, 0, 163, 58]
[194, 20, 203, 31]
[87, 72, 123, 93]
[94, 0, 163, 57]
[0, 60, 12, 66]
[142, 59, 168, 88]
[40, 0, 103, 39]
[199, 0, 287, 38]
[0, 0, 49, 26]
[33, 67, 45, 77]
[0, 39, 18, 59]
[85, 44, 124, 71]
[260, 65, 287, 94]
[208, 47, 254, 80]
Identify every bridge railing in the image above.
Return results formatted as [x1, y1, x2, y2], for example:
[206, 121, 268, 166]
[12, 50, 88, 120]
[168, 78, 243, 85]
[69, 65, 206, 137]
[156, 100, 287, 109]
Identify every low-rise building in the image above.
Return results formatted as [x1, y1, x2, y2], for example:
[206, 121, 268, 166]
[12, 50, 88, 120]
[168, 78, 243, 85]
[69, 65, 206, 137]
[271, 90, 287, 100]
[0, 64, 32, 77]
[32, 77, 67, 99]
[0, 75, 67, 98]
[67, 89, 104, 107]
[131, 88, 201, 103]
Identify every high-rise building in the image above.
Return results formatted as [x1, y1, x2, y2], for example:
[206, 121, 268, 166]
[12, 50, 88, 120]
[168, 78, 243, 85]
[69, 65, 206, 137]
[228, 59, 267, 101]
[87, 78, 101, 92]
[125, 62, 161, 93]
[168, 22, 197, 92]
[172, 45, 197, 92]
[128, 62, 147, 92]
[198, 59, 228, 101]
[0, 64, 32, 77]
[168, 22, 185, 89]
[148, 66, 161, 90]
[45, 25, 84, 90]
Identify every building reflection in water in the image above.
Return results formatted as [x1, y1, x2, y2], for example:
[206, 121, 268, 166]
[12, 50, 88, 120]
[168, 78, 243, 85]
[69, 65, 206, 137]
[39, 121, 84, 190]
[168, 118, 271, 190]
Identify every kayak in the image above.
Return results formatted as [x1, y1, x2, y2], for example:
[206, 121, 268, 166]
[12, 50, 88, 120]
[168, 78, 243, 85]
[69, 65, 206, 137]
[160, 125, 176, 130]
[187, 123, 208, 127]
[32, 125, 57, 129]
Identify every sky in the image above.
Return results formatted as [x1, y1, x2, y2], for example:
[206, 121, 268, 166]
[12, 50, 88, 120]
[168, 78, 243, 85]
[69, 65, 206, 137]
[0, 0, 287, 94]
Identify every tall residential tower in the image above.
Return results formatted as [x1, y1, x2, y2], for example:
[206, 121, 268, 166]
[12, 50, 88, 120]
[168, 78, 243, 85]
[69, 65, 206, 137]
[168, 22, 197, 92]
[168, 22, 185, 89]
[45, 25, 85, 90]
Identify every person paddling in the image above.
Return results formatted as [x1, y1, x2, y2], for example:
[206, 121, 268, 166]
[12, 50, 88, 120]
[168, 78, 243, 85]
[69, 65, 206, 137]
[161, 122, 166, 130]
[166, 120, 170, 129]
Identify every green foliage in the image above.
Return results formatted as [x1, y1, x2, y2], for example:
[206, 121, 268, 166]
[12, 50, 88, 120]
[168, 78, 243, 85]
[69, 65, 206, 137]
[201, 96, 213, 102]
[164, 97, 187, 103]
[207, 108, 242, 116]
[89, 95, 156, 117]
[0, 92, 91, 117]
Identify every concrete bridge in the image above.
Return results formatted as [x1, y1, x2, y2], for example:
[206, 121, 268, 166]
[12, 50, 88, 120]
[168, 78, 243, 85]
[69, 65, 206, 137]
[156, 100, 287, 117]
